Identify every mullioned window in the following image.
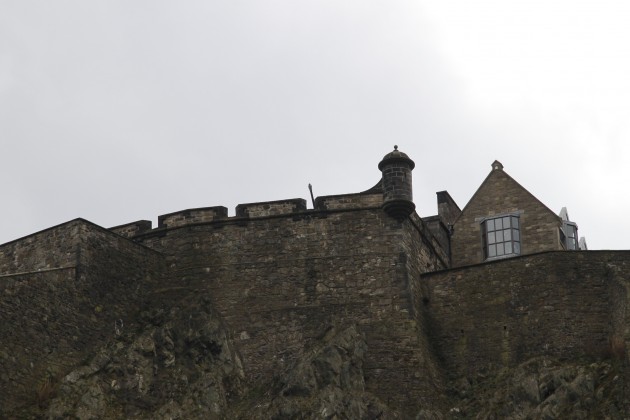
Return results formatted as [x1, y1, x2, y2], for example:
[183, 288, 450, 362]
[482, 215, 521, 260]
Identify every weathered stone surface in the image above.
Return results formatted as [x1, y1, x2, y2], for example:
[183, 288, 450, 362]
[1, 154, 630, 418]
[450, 164, 564, 267]
[447, 356, 627, 419]
[158, 206, 228, 228]
[424, 251, 630, 384]
[0, 219, 164, 416]
[135, 206, 448, 416]
[45, 295, 243, 419]
[234, 325, 396, 419]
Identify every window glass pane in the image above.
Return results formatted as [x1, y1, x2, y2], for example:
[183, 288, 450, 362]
[488, 244, 496, 257]
[483, 215, 522, 259]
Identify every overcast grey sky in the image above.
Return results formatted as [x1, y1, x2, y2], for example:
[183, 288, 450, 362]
[1, 1, 630, 249]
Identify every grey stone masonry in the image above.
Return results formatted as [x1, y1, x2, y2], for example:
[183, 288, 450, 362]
[109, 220, 153, 238]
[158, 206, 228, 228]
[378, 146, 416, 220]
[235, 198, 307, 218]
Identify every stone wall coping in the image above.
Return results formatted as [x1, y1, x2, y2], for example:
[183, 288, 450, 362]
[314, 192, 383, 210]
[235, 198, 307, 217]
[316, 190, 382, 199]
[109, 219, 153, 231]
[157, 206, 229, 227]
[421, 249, 628, 277]
[0, 218, 77, 248]
[0, 218, 164, 255]
[235, 198, 306, 207]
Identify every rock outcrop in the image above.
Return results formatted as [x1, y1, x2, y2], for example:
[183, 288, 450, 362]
[447, 356, 628, 419]
[41, 296, 243, 419]
[9, 290, 630, 419]
[27, 295, 399, 419]
[232, 324, 395, 419]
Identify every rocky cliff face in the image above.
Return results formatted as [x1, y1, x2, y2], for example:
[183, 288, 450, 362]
[42, 295, 243, 419]
[22, 293, 396, 419]
[234, 324, 395, 419]
[15, 289, 627, 419]
[447, 356, 628, 419]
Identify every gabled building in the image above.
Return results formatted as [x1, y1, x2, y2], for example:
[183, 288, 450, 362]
[446, 160, 585, 267]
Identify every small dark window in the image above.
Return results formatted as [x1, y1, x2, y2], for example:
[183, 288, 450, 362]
[482, 215, 521, 260]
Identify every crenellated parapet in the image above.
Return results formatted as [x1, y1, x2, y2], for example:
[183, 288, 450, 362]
[111, 191, 388, 238]
[104, 148, 423, 239]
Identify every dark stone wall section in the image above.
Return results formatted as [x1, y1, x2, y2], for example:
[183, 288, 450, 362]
[424, 251, 630, 380]
[235, 198, 306, 218]
[436, 190, 461, 226]
[0, 220, 164, 414]
[158, 206, 228, 228]
[1, 195, 628, 417]
[136, 207, 445, 416]
[109, 220, 153, 238]
[0, 220, 82, 274]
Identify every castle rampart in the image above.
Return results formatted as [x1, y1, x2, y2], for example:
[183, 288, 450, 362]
[118, 190, 450, 415]
[424, 250, 630, 380]
[1, 149, 626, 417]
[0, 220, 164, 414]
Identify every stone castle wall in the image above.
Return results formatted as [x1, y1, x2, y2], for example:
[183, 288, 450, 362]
[1, 176, 628, 416]
[424, 251, 630, 380]
[0, 220, 164, 413]
[0, 221, 81, 273]
[131, 193, 448, 415]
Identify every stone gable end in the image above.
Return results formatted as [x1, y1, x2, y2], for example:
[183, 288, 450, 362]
[451, 166, 563, 267]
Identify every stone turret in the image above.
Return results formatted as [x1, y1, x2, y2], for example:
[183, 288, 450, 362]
[378, 146, 415, 221]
